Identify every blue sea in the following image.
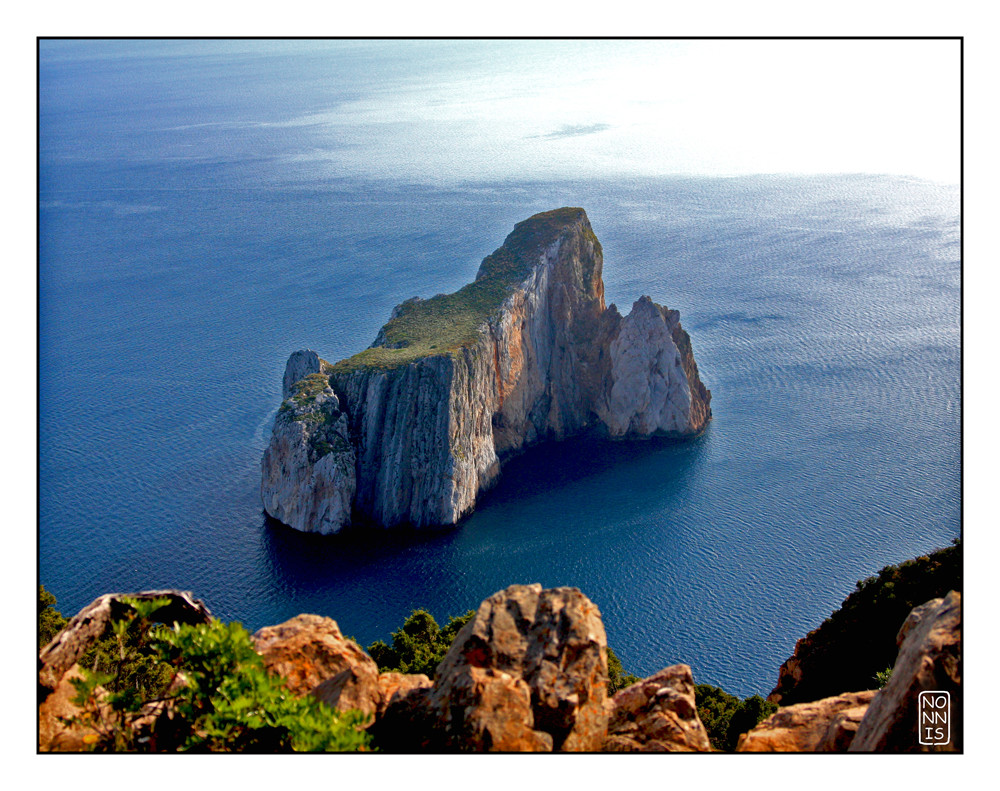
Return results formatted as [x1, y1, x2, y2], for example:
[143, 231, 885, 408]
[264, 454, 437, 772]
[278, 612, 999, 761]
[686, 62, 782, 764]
[38, 41, 960, 697]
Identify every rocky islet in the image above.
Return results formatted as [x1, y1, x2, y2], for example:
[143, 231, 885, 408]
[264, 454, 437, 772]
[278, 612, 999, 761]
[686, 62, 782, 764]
[261, 208, 712, 533]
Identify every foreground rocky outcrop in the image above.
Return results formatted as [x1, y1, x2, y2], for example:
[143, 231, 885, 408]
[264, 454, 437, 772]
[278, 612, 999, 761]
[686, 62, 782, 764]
[605, 664, 711, 752]
[849, 591, 961, 752]
[38, 591, 214, 752]
[768, 540, 961, 706]
[376, 584, 610, 751]
[741, 591, 961, 753]
[38, 580, 961, 753]
[38, 591, 212, 696]
[736, 691, 876, 752]
[252, 614, 382, 720]
[39, 664, 107, 752]
[261, 208, 711, 533]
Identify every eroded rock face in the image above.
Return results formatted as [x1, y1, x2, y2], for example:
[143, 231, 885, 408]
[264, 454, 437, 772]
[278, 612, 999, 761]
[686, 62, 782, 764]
[379, 584, 609, 752]
[252, 614, 381, 719]
[736, 690, 877, 752]
[261, 208, 711, 531]
[849, 592, 961, 753]
[330, 350, 497, 528]
[599, 298, 698, 436]
[604, 664, 711, 752]
[260, 376, 356, 534]
[282, 350, 327, 399]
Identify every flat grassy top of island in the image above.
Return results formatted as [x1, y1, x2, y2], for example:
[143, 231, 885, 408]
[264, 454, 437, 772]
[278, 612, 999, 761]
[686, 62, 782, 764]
[330, 208, 587, 374]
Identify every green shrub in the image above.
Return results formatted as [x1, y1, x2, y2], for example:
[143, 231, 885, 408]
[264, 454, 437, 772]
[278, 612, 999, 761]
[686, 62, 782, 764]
[38, 585, 68, 650]
[66, 598, 370, 752]
[368, 608, 476, 677]
[696, 684, 777, 751]
[874, 667, 893, 688]
[606, 646, 640, 695]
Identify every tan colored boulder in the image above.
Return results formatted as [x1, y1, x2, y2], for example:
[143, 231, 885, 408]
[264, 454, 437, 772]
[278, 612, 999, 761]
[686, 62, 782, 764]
[737, 690, 877, 752]
[252, 614, 380, 719]
[850, 591, 961, 752]
[38, 664, 106, 752]
[895, 597, 945, 649]
[380, 584, 609, 751]
[432, 667, 553, 751]
[815, 699, 873, 751]
[371, 679, 437, 750]
[604, 664, 711, 752]
[375, 671, 432, 717]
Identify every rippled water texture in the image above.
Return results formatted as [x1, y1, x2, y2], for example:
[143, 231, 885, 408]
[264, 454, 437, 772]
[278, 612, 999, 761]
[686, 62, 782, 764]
[39, 43, 959, 696]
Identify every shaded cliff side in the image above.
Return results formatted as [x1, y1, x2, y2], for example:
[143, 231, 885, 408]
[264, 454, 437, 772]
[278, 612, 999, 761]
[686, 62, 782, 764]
[261, 208, 711, 533]
[767, 540, 961, 706]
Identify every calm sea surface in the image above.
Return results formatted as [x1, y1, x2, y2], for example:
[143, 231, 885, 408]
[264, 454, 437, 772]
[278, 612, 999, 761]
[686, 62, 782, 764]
[39, 42, 960, 696]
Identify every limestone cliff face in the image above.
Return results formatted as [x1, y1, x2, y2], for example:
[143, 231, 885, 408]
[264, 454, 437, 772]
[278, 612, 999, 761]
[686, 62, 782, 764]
[260, 373, 356, 534]
[261, 208, 711, 533]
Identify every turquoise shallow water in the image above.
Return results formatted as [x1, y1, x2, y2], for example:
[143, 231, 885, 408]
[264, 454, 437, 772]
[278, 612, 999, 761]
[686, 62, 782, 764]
[39, 43, 959, 697]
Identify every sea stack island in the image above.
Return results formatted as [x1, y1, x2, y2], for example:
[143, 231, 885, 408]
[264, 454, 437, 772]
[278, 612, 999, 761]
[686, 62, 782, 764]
[261, 208, 712, 533]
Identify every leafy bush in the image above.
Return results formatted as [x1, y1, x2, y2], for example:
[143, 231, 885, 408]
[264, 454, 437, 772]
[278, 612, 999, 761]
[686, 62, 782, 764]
[38, 585, 68, 650]
[66, 598, 370, 752]
[874, 667, 893, 688]
[770, 538, 961, 705]
[696, 684, 777, 751]
[367, 608, 476, 677]
[606, 646, 640, 695]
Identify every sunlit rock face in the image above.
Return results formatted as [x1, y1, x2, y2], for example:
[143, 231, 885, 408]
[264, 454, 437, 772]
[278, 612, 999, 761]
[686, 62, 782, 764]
[261, 208, 711, 532]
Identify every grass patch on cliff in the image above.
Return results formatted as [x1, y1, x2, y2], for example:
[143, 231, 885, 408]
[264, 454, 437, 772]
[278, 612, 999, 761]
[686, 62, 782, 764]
[330, 208, 587, 374]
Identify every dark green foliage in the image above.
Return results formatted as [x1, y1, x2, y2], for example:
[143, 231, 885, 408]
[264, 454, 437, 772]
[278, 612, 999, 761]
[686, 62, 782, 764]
[695, 684, 777, 751]
[38, 585, 68, 650]
[88, 597, 174, 700]
[874, 667, 893, 688]
[66, 598, 370, 752]
[606, 646, 640, 695]
[368, 608, 476, 677]
[727, 694, 776, 749]
[771, 539, 961, 705]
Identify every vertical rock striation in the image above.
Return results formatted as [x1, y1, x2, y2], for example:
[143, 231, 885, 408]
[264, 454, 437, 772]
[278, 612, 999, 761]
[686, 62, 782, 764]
[261, 207, 711, 533]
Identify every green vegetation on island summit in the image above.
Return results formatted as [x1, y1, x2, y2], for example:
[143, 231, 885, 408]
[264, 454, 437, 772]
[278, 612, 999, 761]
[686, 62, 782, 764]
[330, 208, 591, 375]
